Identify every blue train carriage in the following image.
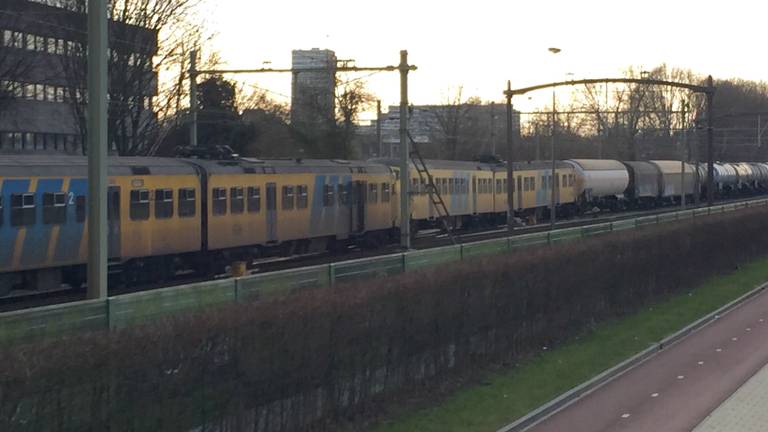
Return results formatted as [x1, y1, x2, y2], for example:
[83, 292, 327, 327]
[0, 156, 202, 295]
[193, 158, 396, 265]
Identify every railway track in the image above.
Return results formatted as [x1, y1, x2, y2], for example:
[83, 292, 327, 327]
[1, 194, 765, 313]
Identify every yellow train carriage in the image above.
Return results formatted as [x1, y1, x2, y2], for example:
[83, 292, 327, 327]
[0, 156, 202, 294]
[194, 159, 396, 253]
[493, 161, 578, 218]
[115, 158, 201, 259]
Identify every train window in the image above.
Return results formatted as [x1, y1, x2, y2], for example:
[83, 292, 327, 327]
[531, 177, 536, 190]
[11, 193, 36, 226]
[323, 184, 335, 207]
[296, 185, 308, 209]
[368, 183, 378, 203]
[495, 179, 502, 194]
[154, 189, 174, 219]
[230, 187, 244, 214]
[282, 186, 295, 209]
[178, 188, 196, 218]
[43, 192, 67, 224]
[412, 178, 419, 194]
[338, 184, 348, 206]
[129, 189, 150, 220]
[382, 183, 391, 202]
[448, 178, 454, 194]
[555, 175, 560, 188]
[212, 187, 227, 216]
[562, 175, 567, 188]
[503, 178, 508, 193]
[247, 187, 261, 213]
[442, 178, 448, 195]
[570, 174, 575, 187]
[419, 178, 426, 194]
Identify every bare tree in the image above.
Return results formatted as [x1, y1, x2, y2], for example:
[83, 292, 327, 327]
[334, 79, 375, 158]
[51, 0, 208, 155]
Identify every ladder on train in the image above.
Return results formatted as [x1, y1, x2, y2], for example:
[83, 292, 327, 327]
[407, 132, 459, 245]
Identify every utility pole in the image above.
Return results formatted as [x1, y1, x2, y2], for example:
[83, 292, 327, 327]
[680, 102, 687, 210]
[399, 50, 411, 249]
[376, 99, 382, 157]
[550, 90, 557, 230]
[505, 81, 515, 233]
[86, 0, 108, 299]
[706, 75, 715, 207]
[189, 49, 198, 147]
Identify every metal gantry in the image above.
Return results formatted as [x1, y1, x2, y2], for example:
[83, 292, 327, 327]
[504, 76, 717, 223]
[188, 50, 417, 249]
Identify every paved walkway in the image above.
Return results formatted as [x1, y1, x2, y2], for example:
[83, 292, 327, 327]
[527, 288, 768, 432]
[693, 361, 768, 431]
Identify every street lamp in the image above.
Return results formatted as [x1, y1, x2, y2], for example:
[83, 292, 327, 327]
[548, 47, 561, 230]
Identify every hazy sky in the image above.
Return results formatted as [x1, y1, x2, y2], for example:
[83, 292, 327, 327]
[200, 0, 766, 116]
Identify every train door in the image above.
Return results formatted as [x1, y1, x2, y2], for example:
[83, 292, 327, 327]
[107, 186, 121, 258]
[266, 183, 277, 242]
[472, 176, 477, 214]
[351, 180, 366, 233]
[517, 175, 523, 210]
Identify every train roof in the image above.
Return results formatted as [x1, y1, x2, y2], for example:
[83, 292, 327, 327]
[0, 155, 197, 177]
[370, 158, 498, 171]
[187, 157, 392, 175]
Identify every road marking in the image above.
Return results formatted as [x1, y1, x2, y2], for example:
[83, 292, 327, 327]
[698, 361, 705, 365]
[732, 337, 739, 341]
[621, 413, 631, 419]
[651, 393, 660, 398]
[677, 375, 685, 380]
[746, 328, 752, 332]
[716, 348, 723, 352]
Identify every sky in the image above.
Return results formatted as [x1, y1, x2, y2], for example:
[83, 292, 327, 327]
[198, 0, 767, 117]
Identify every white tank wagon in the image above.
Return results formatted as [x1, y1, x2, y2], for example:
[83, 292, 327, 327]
[713, 163, 738, 191]
[621, 161, 662, 203]
[647, 160, 697, 198]
[564, 159, 629, 207]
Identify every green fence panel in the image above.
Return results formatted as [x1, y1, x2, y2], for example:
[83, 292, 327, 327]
[0, 299, 107, 344]
[108, 279, 235, 329]
[509, 232, 550, 248]
[236, 265, 330, 302]
[405, 246, 462, 271]
[581, 223, 613, 237]
[461, 238, 509, 258]
[549, 227, 583, 243]
[611, 219, 636, 231]
[658, 212, 679, 223]
[694, 207, 710, 217]
[332, 255, 404, 285]
[635, 215, 659, 226]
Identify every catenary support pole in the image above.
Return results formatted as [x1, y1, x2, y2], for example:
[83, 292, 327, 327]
[86, 0, 108, 299]
[505, 81, 515, 233]
[189, 49, 198, 147]
[706, 75, 715, 207]
[550, 90, 557, 229]
[376, 99, 382, 157]
[399, 50, 411, 249]
[681, 102, 687, 210]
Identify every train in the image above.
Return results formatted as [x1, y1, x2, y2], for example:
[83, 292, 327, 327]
[1, 154, 767, 295]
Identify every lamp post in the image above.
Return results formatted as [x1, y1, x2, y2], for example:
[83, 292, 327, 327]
[548, 47, 561, 230]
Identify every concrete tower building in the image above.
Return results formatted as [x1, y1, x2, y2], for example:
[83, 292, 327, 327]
[290, 49, 336, 139]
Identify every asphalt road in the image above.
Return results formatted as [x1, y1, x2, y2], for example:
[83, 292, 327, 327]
[528, 288, 768, 432]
